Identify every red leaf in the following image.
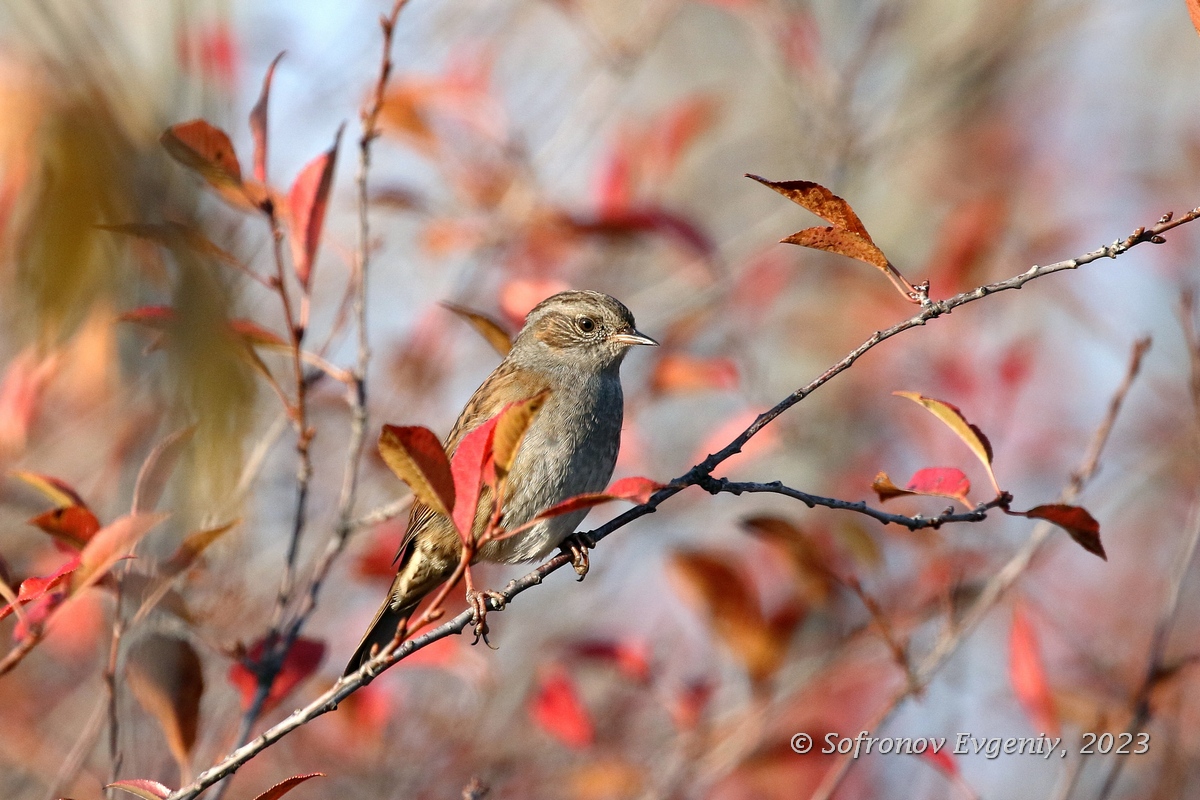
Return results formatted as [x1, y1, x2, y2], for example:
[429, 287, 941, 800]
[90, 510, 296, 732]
[533, 476, 665, 520]
[569, 207, 714, 256]
[28, 506, 101, 548]
[0, 556, 80, 622]
[378, 425, 456, 520]
[905, 467, 971, 506]
[669, 680, 714, 730]
[161, 120, 243, 187]
[1009, 603, 1059, 736]
[251, 773, 324, 800]
[893, 392, 1001, 495]
[449, 417, 499, 538]
[106, 779, 173, 800]
[0, 350, 57, 456]
[570, 638, 652, 683]
[1017, 504, 1105, 560]
[250, 52, 285, 185]
[228, 637, 327, 714]
[920, 747, 959, 777]
[529, 664, 594, 748]
[287, 125, 344, 290]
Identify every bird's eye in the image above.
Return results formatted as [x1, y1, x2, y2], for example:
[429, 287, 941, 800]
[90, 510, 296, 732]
[576, 316, 596, 333]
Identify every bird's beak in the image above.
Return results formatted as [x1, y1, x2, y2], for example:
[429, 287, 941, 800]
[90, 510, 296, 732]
[609, 329, 659, 347]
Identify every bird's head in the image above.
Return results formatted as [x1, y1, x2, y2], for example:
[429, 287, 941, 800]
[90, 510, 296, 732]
[513, 290, 658, 374]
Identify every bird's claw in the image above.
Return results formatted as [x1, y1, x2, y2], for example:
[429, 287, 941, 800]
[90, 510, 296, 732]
[563, 533, 591, 580]
[466, 589, 506, 649]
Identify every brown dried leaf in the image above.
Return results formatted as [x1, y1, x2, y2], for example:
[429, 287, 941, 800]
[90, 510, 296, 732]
[1017, 504, 1105, 560]
[378, 425, 455, 519]
[745, 175, 874, 239]
[441, 302, 513, 356]
[162, 521, 239, 577]
[782, 225, 887, 269]
[126, 634, 204, 775]
[669, 550, 790, 685]
[492, 390, 551, 482]
[741, 515, 836, 604]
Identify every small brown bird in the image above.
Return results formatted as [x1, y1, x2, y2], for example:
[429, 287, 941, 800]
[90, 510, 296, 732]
[346, 291, 657, 673]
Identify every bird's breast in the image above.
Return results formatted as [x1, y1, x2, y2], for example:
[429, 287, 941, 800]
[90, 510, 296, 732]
[480, 372, 624, 563]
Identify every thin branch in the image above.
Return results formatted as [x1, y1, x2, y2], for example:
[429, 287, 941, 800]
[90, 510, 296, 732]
[164, 212, 1185, 800]
[806, 335, 1152, 800]
[1094, 300, 1200, 800]
[696, 475, 1010, 530]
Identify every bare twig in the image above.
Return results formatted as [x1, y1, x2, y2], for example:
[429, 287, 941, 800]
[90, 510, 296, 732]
[162, 210, 1185, 800]
[806, 336, 1152, 800]
[1093, 298, 1200, 800]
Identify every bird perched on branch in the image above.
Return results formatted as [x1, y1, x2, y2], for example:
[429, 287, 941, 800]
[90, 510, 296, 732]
[346, 290, 657, 674]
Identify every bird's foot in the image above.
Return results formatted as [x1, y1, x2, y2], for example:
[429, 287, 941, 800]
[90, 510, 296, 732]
[562, 533, 592, 581]
[465, 588, 506, 649]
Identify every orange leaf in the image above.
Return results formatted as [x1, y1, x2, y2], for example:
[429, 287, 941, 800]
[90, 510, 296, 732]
[782, 225, 888, 269]
[126, 634, 204, 774]
[669, 550, 792, 684]
[1189, 0, 1200, 37]
[251, 773, 324, 800]
[249, 52, 285, 185]
[1009, 603, 1059, 736]
[449, 417, 499, 538]
[441, 302, 513, 356]
[893, 392, 1000, 494]
[378, 425, 456, 520]
[651, 353, 739, 393]
[1017, 504, 1105, 560]
[492, 390, 551, 482]
[106, 779, 172, 800]
[228, 637, 326, 714]
[28, 506, 101, 548]
[529, 664, 594, 748]
[161, 119, 242, 188]
[287, 125, 344, 290]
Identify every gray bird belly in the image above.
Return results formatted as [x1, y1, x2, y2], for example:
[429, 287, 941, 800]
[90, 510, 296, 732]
[481, 377, 621, 563]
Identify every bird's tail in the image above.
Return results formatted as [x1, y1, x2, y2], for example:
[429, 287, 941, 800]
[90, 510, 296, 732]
[344, 597, 418, 676]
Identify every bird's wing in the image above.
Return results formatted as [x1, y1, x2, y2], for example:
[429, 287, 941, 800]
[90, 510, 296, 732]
[396, 359, 549, 560]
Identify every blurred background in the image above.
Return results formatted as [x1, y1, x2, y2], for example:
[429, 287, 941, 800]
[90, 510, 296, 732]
[1, 0, 1199, 798]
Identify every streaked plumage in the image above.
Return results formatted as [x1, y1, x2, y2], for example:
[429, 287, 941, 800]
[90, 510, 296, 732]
[346, 291, 656, 673]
